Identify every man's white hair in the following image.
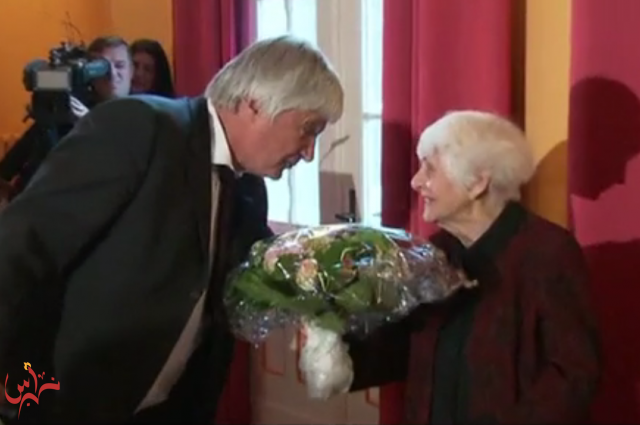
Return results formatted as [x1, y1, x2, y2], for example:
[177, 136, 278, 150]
[416, 110, 535, 201]
[205, 35, 344, 122]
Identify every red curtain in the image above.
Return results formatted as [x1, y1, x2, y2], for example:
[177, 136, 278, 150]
[568, 1, 640, 423]
[171, 1, 255, 423]
[172, 0, 255, 96]
[380, 0, 515, 423]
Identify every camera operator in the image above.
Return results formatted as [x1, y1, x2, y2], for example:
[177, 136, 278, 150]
[0, 36, 132, 202]
[82, 35, 133, 108]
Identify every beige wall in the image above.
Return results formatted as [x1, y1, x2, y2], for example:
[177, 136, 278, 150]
[0, 0, 173, 151]
[108, 0, 173, 63]
[524, 0, 572, 227]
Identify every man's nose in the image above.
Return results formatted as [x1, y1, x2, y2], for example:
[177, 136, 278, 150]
[301, 144, 315, 162]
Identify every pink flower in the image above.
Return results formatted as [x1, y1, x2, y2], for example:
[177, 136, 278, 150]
[296, 258, 319, 291]
[263, 242, 305, 272]
[263, 249, 280, 271]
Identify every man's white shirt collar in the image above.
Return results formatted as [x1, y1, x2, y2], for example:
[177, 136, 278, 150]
[207, 99, 237, 172]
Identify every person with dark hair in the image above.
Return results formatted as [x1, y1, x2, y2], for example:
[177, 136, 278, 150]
[130, 38, 175, 98]
[0, 35, 133, 202]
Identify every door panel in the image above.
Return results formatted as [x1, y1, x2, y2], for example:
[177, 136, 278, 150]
[251, 222, 380, 424]
[250, 326, 379, 424]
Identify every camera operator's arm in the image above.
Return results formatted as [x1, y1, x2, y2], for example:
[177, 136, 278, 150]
[0, 179, 12, 204]
[0, 98, 157, 374]
[0, 124, 40, 184]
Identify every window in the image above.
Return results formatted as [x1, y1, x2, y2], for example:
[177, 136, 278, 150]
[361, 0, 383, 226]
[256, 0, 320, 226]
[256, 0, 383, 226]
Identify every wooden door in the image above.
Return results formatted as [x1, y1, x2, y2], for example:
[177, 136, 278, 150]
[250, 326, 379, 424]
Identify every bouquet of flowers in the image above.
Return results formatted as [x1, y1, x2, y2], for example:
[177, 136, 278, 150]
[223, 224, 476, 399]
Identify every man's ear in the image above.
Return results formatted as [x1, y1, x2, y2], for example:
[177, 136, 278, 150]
[467, 170, 491, 200]
[237, 98, 261, 119]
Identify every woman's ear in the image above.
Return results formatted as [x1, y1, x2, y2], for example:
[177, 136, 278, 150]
[467, 170, 491, 200]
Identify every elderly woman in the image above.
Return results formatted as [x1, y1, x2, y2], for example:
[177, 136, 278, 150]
[346, 111, 602, 424]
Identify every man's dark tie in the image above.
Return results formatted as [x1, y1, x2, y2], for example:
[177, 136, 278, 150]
[150, 165, 238, 424]
[208, 164, 238, 318]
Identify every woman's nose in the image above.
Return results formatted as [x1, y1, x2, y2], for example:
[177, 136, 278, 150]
[411, 170, 428, 192]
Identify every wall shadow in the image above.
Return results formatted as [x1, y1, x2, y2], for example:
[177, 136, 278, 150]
[522, 139, 568, 227]
[567, 76, 640, 424]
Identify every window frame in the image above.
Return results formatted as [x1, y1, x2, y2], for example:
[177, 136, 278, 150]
[257, 0, 383, 227]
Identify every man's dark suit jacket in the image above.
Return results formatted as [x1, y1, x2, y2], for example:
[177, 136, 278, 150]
[0, 95, 271, 423]
[0, 122, 75, 198]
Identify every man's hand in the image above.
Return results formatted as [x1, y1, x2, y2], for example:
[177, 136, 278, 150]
[289, 326, 308, 351]
[70, 96, 90, 119]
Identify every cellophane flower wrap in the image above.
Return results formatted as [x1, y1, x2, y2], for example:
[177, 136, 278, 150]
[224, 224, 475, 399]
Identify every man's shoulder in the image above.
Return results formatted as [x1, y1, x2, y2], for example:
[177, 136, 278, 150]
[127, 94, 188, 111]
[95, 95, 191, 119]
[88, 95, 206, 139]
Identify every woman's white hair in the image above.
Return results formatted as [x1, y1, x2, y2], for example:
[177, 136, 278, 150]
[205, 35, 344, 122]
[417, 110, 535, 201]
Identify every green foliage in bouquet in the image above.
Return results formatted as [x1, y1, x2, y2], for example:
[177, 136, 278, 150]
[224, 226, 412, 335]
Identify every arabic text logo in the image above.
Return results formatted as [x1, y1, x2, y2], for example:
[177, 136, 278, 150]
[4, 362, 60, 418]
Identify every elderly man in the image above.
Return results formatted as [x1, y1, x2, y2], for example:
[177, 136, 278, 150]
[0, 35, 343, 424]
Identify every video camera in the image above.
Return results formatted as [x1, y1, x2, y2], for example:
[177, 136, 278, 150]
[23, 42, 111, 125]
